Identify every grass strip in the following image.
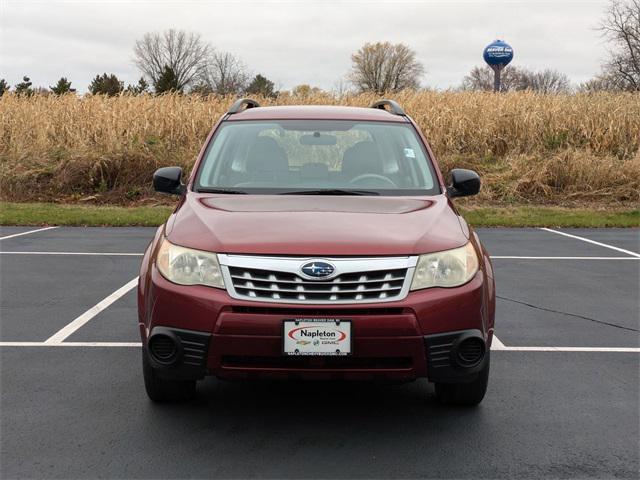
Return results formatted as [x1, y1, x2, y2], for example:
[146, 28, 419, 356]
[1, 202, 638, 228]
[460, 206, 639, 228]
[0, 202, 173, 227]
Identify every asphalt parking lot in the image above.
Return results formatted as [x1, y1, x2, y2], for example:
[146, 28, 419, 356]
[1, 225, 638, 479]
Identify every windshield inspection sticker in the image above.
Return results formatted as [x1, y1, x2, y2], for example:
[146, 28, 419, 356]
[404, 148, 416, 158]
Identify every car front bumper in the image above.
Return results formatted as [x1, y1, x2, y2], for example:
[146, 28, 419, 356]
[139, 266, 495, 383]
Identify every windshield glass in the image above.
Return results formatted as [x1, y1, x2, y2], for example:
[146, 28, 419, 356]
[195, 120, 440, 195]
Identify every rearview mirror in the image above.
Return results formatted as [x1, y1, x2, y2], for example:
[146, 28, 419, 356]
[447, 169, 480, 198]
[153, 167, 185, 195]
[300, 133, 337, 145]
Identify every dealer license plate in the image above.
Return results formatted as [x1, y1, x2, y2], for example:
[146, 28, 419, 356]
[283, 319, 352, 356]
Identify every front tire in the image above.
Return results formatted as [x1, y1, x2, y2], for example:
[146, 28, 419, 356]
[434, 352, 490, 406]
[142, 350, 196, 402]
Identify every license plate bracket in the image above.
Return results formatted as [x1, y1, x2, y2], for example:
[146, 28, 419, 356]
[283, 319, 352, 356]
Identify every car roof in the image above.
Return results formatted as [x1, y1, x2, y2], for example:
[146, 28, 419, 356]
[225, 105, 409, 123]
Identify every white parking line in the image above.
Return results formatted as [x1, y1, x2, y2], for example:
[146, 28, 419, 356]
[0, 251, 143, 256]
[497, 346, 640, 352]
[0, 342, 637, 352]
[1, 251, 637, 260]
[44, 277, 139, 344]
[491, 256, 638, 260]
[491, 335, 506, 350]
[540, 228, 640, 258]
[0, 342, 141, 347]
[0, 226, 58, 241]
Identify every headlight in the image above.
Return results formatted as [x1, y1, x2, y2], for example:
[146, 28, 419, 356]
[156, 238, 224, 289]
[410, 242, 479, 290]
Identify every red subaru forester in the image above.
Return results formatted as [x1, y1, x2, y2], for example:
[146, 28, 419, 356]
[138, 99, 496, 405]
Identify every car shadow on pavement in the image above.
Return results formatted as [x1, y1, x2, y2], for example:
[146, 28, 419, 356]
[133, 377, 493, 478]
[144, 377, 488, 437]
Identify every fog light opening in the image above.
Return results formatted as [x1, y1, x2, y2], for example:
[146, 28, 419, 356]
[456, 337, 485, 368]
[148, 334, 179, 365]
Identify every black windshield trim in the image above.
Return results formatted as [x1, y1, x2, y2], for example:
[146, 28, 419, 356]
[280, 189, 380, 196]
[195, 188, 247, 194]
[195, 187, 435, 196]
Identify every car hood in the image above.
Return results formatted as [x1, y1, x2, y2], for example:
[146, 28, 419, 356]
[165, 194, 469, 256]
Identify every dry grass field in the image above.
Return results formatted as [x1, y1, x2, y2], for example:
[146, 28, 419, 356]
[1, 91, 638, 206]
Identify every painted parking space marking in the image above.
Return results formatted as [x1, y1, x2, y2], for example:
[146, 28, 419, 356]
[1, 251, 638, 260]
[0, 226, 58, 241]
[540, 227, 640, 258]
[494, 346, 640, 352]
[44, 277, 139, 344]
[491, 336, 506, 349]
[0, 342, 638, 352]
[0, 251, 144, 256]
[3, 328, 638, 354]
[490, 256, 639, 260]
[0, 227, 636, 353]
[0, 342, 142, 347]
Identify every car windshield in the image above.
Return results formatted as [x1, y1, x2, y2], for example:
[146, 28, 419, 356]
[194, 120, 440, 195]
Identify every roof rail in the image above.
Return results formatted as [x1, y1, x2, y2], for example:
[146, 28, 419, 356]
[227, 98, 261, 114]
[369, 99, 406, 116]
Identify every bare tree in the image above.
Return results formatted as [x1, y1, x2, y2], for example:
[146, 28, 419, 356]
[291, 84, 323, 96]
[197, 51, 249, 95]
[461, 65, 570, 93]
[349, 42, 424, 93]
[331, 77, 352, 99]
[579, 73, 628, 91]
[520, 69, 571, 93]
[598, 0, 640, 90]
[461, 65, 523, 91]
[133, 29, 211, 91]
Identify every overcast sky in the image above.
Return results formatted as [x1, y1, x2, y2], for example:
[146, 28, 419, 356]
[1, 0, 610, 92]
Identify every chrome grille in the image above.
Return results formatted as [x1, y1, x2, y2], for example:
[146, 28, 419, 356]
[229, 266, 407, 301]
[219, 254, 417, 304]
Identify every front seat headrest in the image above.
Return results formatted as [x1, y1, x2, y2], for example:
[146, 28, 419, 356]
[246, 137, 289, 173]
[342, 141, 383, 177]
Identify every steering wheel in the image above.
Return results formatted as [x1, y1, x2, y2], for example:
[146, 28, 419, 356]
[349, 174, 397, 188]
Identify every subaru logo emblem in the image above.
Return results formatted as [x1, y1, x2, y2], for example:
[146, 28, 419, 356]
[300, 261, 336, 279]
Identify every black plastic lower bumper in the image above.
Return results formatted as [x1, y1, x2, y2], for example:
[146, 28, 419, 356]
[146, 326, 487, 383]
[146, 326, 211, 381]
[424, 329, 488, 384]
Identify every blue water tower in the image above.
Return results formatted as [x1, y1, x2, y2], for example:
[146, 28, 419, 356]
[483, 40, 514, 92]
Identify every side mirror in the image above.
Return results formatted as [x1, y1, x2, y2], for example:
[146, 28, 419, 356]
[153, 167, 185, 195]
[447, 169, 480, 198]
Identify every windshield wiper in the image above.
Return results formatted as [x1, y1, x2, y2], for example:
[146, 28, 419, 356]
[196, 187, 247, 194]
[281, 189, 380, 196]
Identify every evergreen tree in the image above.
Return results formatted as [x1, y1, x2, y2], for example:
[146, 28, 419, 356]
[246, 74, 276, 98]
[154, 66, 181, 93]
[15, 76, 33, 96]
[89, 73, 124, 96]
[50, 77, 76, 95]
[125, 77, 150, 94]
[0, 79, 9, 96]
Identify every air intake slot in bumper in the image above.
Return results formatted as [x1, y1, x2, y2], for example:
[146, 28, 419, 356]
[147, 326, 211, 380]
[424, 329, 487, 383]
